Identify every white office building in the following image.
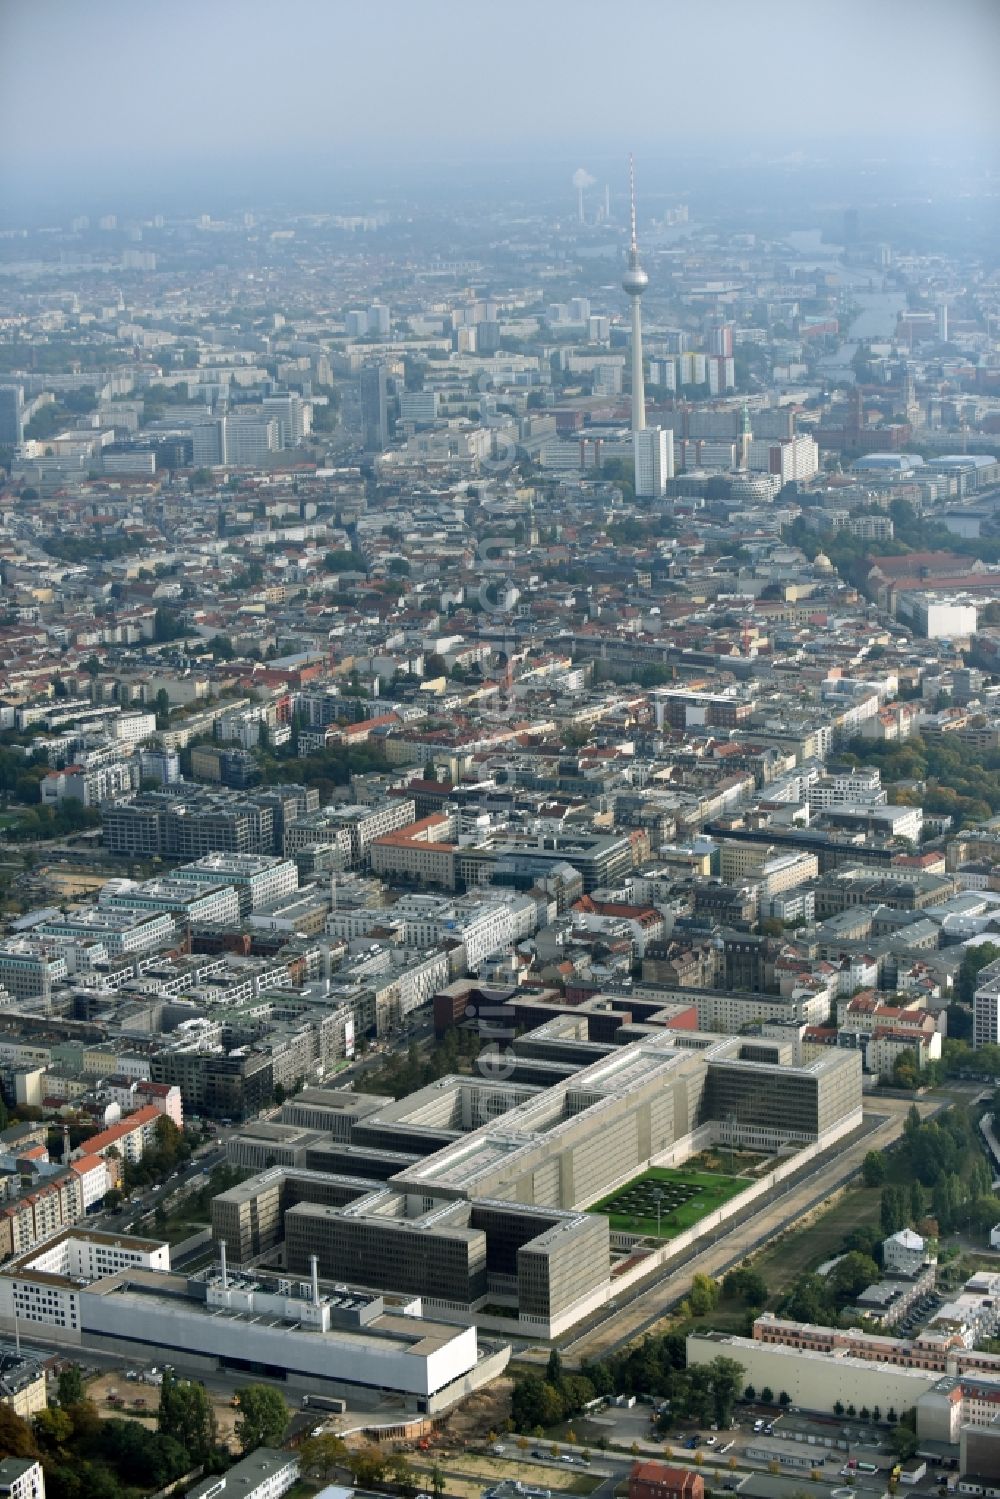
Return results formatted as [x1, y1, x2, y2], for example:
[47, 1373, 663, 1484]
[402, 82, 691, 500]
[633, 425, 674, 497]
[974, 959, 1000, 1048]
[749, 434, 819, 483]
[262, 395, 312, 446]
[172, 855, 299, 917]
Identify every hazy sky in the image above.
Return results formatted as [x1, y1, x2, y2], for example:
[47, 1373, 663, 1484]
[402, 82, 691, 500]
[2, 0, 999, 199]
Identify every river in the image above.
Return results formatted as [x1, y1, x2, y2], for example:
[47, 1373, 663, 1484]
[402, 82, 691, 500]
[783, 230, 907, 375]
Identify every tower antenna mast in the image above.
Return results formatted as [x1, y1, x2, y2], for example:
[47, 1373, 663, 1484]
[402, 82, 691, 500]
[622, 154, 648, 433]
[629, 154, 637, 252]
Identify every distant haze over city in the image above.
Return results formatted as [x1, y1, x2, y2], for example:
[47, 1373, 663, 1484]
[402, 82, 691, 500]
[1, 0, 999, 217]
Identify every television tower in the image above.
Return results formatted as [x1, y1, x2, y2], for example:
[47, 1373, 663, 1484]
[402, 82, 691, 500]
[622, 155, 648, 432]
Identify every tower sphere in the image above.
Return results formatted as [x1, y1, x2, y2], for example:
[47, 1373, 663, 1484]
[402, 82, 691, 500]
[622, 265, 648, 296]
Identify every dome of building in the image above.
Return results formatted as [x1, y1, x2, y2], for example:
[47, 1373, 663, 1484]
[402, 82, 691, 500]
[814, 550, 835, 573]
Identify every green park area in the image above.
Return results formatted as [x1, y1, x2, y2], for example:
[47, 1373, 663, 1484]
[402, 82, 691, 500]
[590, 1166, 747, 1239]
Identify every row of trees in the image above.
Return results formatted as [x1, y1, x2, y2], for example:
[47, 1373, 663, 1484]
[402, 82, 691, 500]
[0, 1363, 292, 1499]
[368, 1027, 486, 1101]
[873, 1104, 999, 1237]
[0, 1365, 224, 1499]
[254, 737, 388, 803]
[120, 1115, 195, 1191]
[0, 801, 101, 842]
[511, 1340, 746, 1438]
[297, 1432, 444, 1496]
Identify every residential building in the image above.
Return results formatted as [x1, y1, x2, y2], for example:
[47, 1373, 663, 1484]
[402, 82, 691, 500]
[0, 1460, 44, 1499]
[186, 1449, 298, 1499]
[633, 426, 674, 498]
[629, 1462, 703, 1499]
[360, 364, 388, 452]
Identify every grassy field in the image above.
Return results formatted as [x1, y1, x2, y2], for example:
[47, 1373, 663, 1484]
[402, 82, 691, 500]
[749, 1184, 882, 1296]
[590, 1167, 747, 1239]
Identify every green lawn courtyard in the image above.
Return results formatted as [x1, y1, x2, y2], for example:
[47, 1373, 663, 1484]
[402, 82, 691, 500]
[589, 1166, 748, 1239]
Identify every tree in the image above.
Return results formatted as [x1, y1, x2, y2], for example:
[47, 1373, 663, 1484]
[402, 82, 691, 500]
[154, 607, 185, 643]
[234, 1382, 288, 1453]
[760, 1386, 774, 1405]
[881, 1183, 908, 1238]
[103, 1187, 123, 1212]
[892, 1049, 920, 1091]
[723, 1267, 768, 1308]
[299, 1432, 349, 1481]
[511, 1374, 564, 1430]
[33, 1406, 73, 1449]
[708, 1356, 745, 1429]
[386, 1452, 416, 1494]
[158, 1369, 217, 1463]
[546, 1347, 564, 1388]
[909, 1180, 927, 1224]
[889, 1424, 919, 1460]
[689, 1273, 720, 1317]
[154, 687, 171, 727]
[97, 1418, 191, 1489]
[57, 1364, 84, 1406]
[352, 1445, 387, 1487]
[862, 1150, 885, 1186]
[325, 549, 365, 573]
[781, 1272, 833, 1325]
[958, 943, 1000, 1004]
[744, 1385, 756, 1402]
[827, 1251, 880, 1305]
[430, 1464, 446, 1498]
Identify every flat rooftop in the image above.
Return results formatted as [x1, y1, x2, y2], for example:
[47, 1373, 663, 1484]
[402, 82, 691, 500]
[94, 1268, 466, 1355]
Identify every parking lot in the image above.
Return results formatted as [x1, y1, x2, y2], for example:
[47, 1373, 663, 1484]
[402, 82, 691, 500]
[896, 1289, 945, 1338]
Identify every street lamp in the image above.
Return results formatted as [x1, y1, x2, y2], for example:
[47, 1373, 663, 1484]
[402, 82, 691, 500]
[652, 1186, 664, 1238]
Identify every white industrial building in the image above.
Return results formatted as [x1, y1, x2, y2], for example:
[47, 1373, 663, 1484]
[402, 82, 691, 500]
[0, 1230, 169, 1337]
[687, 1329, 942, 1417]
[0, 1232, 508, 1414]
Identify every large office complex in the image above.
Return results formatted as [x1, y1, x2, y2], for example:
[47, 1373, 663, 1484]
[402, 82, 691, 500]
[212, 1027, 861, 1337]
